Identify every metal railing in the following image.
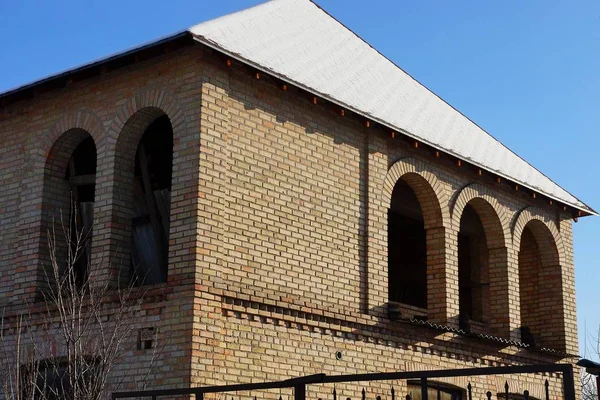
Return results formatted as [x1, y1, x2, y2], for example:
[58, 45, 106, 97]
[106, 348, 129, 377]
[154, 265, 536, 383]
[112, 363, 576, 400]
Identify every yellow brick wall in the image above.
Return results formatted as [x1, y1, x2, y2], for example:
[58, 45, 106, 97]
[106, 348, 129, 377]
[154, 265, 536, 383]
[0, 44, 581, 398]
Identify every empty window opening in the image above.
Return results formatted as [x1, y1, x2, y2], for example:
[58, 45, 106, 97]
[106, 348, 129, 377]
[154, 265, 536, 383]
[518, 221, 562, 349]
[519, 227, 541, 342]
[388, 179, 427, 308]
[458, 204, 490, 324]
[64, 137, 97, 288]
[21, 359, 97, 400]
[130, 115, 173, 285]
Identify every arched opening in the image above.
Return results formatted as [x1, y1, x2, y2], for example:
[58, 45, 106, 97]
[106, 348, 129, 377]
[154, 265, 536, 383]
[130, 114, 173, 285]
[458, 203, 490, 327]
[407, 381, 464, 400]
[41, 130, 96, 289]
[518, 220, 563, 349]
[388, 179, 427, 309]
[65, 137, 97, 286]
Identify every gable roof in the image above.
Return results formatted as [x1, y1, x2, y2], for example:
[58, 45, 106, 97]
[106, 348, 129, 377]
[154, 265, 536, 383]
[189, 0, 595, 215]
[0, 0, 594, 215]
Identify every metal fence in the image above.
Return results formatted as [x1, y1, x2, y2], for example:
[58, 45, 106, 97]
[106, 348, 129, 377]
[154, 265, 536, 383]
[112, 364, 576, 400]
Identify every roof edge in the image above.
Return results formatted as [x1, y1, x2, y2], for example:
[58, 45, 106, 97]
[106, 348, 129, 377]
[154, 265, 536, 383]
[0, 24, 594, 217]
[191, 33, 597, 217]
[0, 31, 192, 103]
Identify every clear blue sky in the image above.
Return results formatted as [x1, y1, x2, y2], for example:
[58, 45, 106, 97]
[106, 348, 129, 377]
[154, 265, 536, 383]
[1, 0, 599, 355]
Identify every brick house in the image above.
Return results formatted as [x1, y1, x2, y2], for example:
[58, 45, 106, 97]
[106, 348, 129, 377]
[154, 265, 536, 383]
[0, 0, 595, 398]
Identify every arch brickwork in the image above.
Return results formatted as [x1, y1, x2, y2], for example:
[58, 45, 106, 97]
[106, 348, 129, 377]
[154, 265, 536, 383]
[16, 109, 104, 299]
[382, 157, 450, 229]
[451, 183, 514, 338]
[512, 206, 564, 265]
[451, 183, 510, 249]
[95, 88, 190, 284]
[514, 206, 567, 350]
[383, 158, 449, 323]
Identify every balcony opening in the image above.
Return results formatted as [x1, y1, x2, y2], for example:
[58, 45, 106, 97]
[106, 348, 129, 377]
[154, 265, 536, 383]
[518, 220, 563, 349]
[458, 203, 490, 326]
[64, 136, 97, 287]
[130, 115, 173, 285]
[388, 179, 427, 309]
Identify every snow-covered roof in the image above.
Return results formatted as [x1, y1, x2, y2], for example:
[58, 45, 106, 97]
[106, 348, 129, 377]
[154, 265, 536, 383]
[190, 0, 595, 215]
[0, 0, 593, 214]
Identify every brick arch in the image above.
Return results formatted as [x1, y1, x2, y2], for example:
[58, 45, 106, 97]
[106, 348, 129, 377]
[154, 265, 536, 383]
[39, 128, 97, 289]
[96, 88, 188, 284]
[383, 157, 448, 322]
[512, 206, 564, 266]
[107, 88, 186, 147]
[42, 108, 105, 162]
[514, 207, 566, 350]
[382, 157, 449, 229]
[16, 109, 104, 299]
[451, 183, 510, 249]
[451, 183, 512, 336]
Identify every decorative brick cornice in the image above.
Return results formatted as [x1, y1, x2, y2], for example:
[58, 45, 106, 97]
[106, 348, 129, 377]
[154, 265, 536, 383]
[218, 292, 574, 369]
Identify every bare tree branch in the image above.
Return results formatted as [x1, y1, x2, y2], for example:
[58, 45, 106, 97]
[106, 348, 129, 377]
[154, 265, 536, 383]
[1, 204, 158, 400]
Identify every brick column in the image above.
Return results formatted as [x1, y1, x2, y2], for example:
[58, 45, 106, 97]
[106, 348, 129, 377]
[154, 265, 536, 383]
[366, 132, 388, 318]
[559, 217, 578, 355]
[426, 226, 450, 324]
[443, 227, 460, 327]
[488, 246, 520, 340]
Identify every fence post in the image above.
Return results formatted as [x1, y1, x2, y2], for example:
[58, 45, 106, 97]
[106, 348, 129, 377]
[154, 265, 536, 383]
[295, 384, 306, 400]
[563, 364, 576, 400]
[420, 377, 428, 400]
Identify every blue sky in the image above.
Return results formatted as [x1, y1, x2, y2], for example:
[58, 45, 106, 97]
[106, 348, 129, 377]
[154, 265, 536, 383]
[1, 0, 599, 355]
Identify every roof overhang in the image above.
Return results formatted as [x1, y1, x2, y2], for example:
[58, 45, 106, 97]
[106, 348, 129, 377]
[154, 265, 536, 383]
[0, 18, 595, 218]
[190, 33, 596, 218]
[0, 31, 194, 108]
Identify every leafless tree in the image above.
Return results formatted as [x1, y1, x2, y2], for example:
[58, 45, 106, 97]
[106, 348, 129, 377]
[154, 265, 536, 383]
[0, 209, 159, 400]
[581, 326, 599, 400]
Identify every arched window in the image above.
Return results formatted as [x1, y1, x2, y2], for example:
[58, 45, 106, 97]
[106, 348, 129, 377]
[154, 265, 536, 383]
[388, 179, 427, 310]
[65, 137, 97, 286]
[518, 220, 563, 349]
[458, 203, 490, 326]
[407, 381, 464, 400]
[130, 115, 173, 285]
[41, 130, 96, 290]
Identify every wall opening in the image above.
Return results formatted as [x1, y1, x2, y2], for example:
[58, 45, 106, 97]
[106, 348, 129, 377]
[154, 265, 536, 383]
[65, 136, 97, 287]
[518, 220, 563, 349]
[388, 179, 427, 309]
[458, 204, 490, 325]
[407, 381, 464, 400]
[130, 115, 173, 285]
[41, 130, 96, 292]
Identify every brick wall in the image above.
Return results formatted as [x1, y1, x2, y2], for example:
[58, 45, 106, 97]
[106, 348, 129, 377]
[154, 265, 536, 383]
[0, 45, 207, 389]
[0, 43, 582, 397]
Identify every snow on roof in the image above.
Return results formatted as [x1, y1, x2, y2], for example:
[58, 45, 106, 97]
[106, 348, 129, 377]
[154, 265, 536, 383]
[0, 0, 592, 214]
[190, 0, 595, 214]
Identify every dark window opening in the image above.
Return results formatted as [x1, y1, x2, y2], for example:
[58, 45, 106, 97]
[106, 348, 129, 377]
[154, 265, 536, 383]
[407, 382, 464, 400]
[388, 179, 427, 308]
[64, 137, 97, 288]
[131, 115, 173, 285]
[458, 204, 489, 324]
[21, 360, 97, 400]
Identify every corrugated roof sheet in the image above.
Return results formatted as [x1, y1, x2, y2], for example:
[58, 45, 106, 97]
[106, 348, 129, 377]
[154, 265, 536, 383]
[189, 0, 595, 214]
